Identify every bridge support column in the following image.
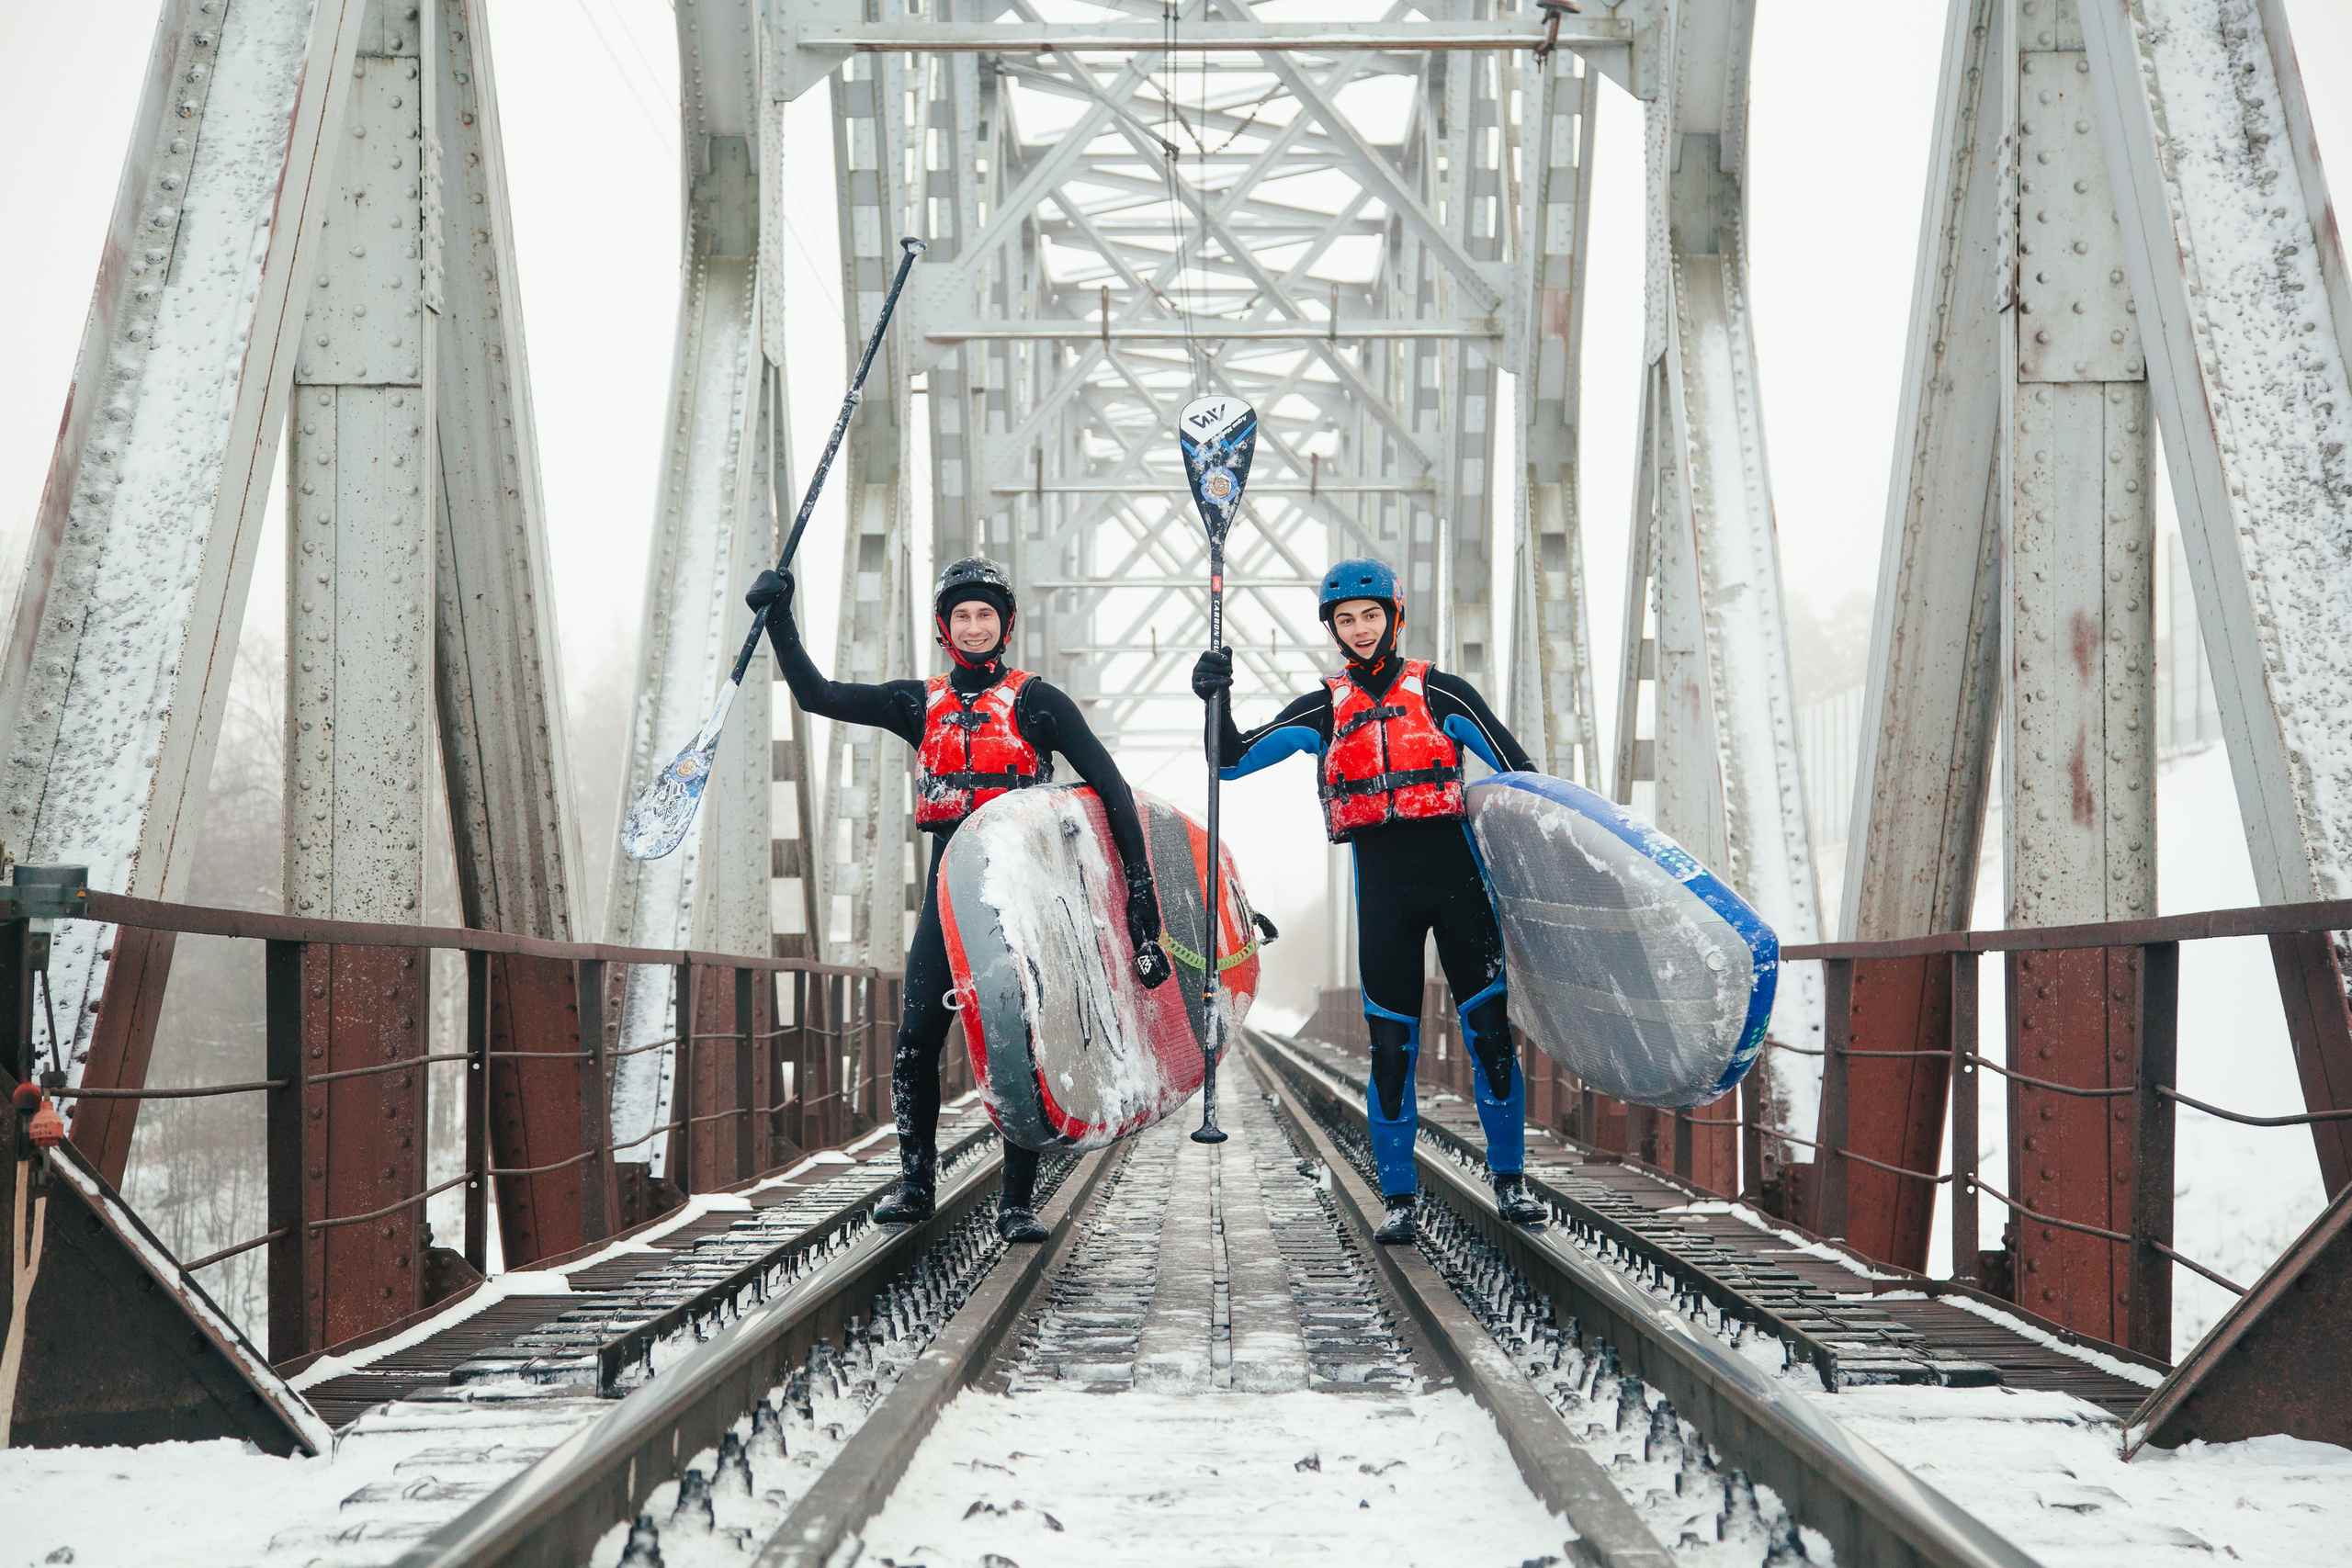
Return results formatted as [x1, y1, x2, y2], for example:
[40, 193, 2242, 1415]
[283, 5, 438, 1343]
[1999, 12, 2159, 1348]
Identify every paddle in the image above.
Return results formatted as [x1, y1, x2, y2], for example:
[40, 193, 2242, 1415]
[620, 237, 927, 862]
[1175, 393, 1258, 1145]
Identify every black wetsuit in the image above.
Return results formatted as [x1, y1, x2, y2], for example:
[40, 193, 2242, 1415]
[766, 611, 1152, 1206]
[1212, 659, 1535, 1196]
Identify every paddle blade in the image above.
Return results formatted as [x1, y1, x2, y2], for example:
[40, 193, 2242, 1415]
[1177, 395, 1257, 541]
[619, 688, 737, 862]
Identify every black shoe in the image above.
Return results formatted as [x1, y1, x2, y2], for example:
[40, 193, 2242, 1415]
[1373, 1194, 1416, 1245]
[873, 1178, 935, 1224]
[996, 1205, 1048, 1243]
[1494, 1173, 1547, 1226]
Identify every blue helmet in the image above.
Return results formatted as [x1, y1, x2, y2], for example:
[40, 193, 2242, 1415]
[1317, 558, 1400, 623]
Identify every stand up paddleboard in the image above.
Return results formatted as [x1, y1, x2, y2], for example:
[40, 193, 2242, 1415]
[938, 785, 1262, 1150]
[1466, 773, 1777, 1107]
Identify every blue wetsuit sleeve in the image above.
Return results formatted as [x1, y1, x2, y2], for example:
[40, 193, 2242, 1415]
[1429, 671, 1535, 774]
[1221, 688, 1329, 781]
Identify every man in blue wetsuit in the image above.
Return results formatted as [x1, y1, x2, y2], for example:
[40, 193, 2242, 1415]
[1191, 558, 1549, 1242]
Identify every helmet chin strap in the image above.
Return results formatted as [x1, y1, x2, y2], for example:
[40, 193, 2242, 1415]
[1335, 606, 1404, 678]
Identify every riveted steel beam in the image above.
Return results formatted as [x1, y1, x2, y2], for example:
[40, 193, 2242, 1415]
[428, 0, 587, 947]
[0, 0, 368, 1173]
[2082, 0, 2352, 1190]
[1512, 45, 1602, 782]
[606, 0, 775, 1177]
[817, 50, 920, 965]
[1841, 0, 2007, 946]
[1625, 0, 1826, 1145]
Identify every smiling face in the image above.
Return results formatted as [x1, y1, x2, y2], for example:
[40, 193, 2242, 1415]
[947, 599, 1003, 653]
[1329, 599, 1390, 660]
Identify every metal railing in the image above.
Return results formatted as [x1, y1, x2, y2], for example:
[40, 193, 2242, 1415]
[1306, 894, 2352, 1362]
[1, 884, 977, 1366]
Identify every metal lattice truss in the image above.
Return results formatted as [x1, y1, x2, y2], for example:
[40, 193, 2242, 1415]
[781, 0, 1637, 760]
[1844, 0, 2352, 1179]
[1851, 0, 2352, 942]
[1, 0, 583, 1148]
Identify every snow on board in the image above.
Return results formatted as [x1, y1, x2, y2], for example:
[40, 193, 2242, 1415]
[1466, 772, 1776, 1107]
[939, 785, 1260, 1149]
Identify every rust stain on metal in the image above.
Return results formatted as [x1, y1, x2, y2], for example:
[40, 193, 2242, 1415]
[1542, 285, 1572, 340]
[2007, 948, 2140, 1348]
[1834, 956, 1951, 1272]
[488, 955, 605, 1266]
[2069, 733, 2096, 827]
[2068, 608, 2097, 683]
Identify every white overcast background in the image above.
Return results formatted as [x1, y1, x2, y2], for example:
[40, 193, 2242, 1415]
[6, 1, 2352, 947]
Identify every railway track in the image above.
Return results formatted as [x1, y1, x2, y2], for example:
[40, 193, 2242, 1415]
[312, 1032, 2059, 1568]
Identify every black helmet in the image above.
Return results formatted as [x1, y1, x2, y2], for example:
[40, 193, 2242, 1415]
[934, 556, 1016, 620]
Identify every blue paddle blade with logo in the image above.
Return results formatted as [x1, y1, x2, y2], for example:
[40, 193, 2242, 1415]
[1177, 395, 1257, 540]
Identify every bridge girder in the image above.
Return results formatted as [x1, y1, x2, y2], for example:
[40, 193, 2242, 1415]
[1612, 0, 1827, 1143]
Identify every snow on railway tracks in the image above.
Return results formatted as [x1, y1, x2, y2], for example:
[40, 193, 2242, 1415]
[12, 1037, 2343, 1568]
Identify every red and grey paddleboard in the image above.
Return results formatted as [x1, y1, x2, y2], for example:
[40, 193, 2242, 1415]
[938, 785, 1261, 1150]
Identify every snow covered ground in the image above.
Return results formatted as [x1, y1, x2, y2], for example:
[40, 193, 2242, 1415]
[859, 1387, 1577, 1568]
[1799, 1383, 2352, 1568]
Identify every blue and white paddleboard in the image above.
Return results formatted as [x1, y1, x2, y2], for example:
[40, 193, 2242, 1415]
[1465, 773, 1777, 1107]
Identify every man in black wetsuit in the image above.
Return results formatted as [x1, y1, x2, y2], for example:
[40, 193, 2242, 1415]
[749, 557, 1170, 1242]
[1190, 557, 1548, 1242]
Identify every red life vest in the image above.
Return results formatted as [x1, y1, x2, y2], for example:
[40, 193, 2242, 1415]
[1317, 659, 1465, 841]
[915, 670, 1050, 830]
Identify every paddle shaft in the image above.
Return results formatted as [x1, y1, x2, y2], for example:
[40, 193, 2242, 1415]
[1194, 533, 1228, 1141]
[729, 236, 926, 686]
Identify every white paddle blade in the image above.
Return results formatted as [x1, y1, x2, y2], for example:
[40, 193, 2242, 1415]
[618, 687, 737, 862]
[1176, 395, 1258, 540]
[1180, 393, 1251, 446]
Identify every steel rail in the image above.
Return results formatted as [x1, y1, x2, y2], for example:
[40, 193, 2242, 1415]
[592, 1122, 999, 1392]
[750, 1143, 1123, 1567]
[1252, 1032, 2044, 1568]
[1266, 1037, 1848, 1388]
[392, 1138, 1015, 1568]
[1255, 1055, 1674, 1568]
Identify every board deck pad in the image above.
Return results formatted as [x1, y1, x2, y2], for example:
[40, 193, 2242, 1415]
[939, 785, 1261, 1149]
[1466, 773, 1777, 1107]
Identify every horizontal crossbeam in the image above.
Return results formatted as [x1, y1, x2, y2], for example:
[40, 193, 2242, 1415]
[993, 483, 1431, 497]
[805, 21, 1625, 53]
[924, 320, 1499, 342]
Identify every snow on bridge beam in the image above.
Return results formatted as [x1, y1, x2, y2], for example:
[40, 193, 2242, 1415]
[2082, 0, 2352, 1190]
[1841, 0, 2007, 949]
[1622, 0, 1826, 1148]
[427, 0, 588, 948]
[0, 0, 368, 1179]
[605, 0, 777, 1180]
[1511, 46, 1603, 785]
[817, 50, 922, 967]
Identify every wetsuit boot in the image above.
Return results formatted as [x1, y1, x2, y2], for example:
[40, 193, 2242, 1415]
[874, 1144, 936, 1224]
[1374, 1193, 1417, 1245]
[995, 1142, 1047, 1242]
[1493, 1173, 1548, 1225]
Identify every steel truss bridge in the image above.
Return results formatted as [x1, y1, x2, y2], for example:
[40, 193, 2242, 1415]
[5, 0, 2352, 1382]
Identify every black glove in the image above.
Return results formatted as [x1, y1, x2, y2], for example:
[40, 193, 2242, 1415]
[747, 568, 795, 615]
[1126, 877, 1170, 989]
[1190, 646, 1234, 701]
